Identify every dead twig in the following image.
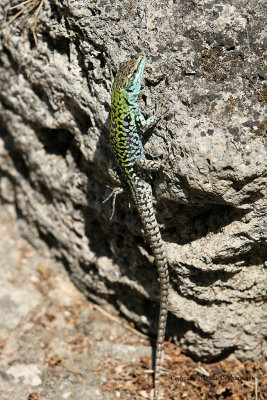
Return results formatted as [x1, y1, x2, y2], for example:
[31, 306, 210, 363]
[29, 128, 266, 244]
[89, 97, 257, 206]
[255, 374, 258, 400]
[93, 304, 148, 339]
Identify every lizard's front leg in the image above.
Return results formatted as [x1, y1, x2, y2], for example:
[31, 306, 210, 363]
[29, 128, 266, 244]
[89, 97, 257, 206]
[135, 107, 156, 134]
[135, 102, 167, 136]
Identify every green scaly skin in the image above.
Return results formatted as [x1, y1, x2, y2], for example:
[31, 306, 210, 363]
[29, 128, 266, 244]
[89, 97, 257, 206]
[109, 52, 169, 400]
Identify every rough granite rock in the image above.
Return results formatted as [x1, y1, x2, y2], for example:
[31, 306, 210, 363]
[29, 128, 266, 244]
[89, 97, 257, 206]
[0, 0, 266, 362]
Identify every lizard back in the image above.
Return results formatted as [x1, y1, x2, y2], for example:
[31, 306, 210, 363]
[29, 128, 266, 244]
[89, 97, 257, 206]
[110, 52, 146, 183]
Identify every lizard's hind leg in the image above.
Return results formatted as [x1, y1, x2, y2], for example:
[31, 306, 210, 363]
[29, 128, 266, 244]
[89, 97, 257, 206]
[103, 168, 124, 220]
[135, 158, 161, 172]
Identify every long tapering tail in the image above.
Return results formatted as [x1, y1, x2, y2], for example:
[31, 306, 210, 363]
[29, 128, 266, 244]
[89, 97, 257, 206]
[131, 177, 169, 400]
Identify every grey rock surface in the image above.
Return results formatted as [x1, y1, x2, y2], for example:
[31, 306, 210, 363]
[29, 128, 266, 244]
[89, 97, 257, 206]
[0, 0, 266, 362]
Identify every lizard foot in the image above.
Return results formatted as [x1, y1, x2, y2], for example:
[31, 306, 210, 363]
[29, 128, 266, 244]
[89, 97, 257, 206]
[102, 186, 123, 220]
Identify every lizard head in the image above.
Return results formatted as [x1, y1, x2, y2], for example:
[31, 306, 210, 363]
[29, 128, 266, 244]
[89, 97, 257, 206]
[113, 52, 146, 101]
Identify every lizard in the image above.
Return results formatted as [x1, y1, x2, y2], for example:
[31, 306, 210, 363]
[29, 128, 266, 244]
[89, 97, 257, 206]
[107, 51, 169, 400]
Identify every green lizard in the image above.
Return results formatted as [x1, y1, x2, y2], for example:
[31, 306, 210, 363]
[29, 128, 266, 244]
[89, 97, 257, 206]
[108, 52, 169, 400]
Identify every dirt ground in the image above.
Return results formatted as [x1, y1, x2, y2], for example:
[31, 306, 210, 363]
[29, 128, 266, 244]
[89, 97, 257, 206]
[0, 203, 266, 400]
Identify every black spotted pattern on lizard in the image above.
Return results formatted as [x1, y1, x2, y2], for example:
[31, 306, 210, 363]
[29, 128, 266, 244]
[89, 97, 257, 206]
[108, 52, 169, 400]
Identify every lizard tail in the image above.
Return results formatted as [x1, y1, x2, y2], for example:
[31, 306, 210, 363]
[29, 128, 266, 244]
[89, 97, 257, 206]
[131, 177, 169, 400]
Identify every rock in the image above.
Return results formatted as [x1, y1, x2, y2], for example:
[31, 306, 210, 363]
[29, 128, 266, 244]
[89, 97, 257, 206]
[0, 0, 266, 362]
[6, 364, 42, 387]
